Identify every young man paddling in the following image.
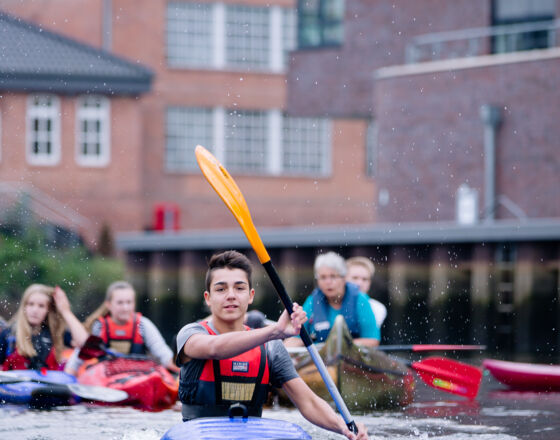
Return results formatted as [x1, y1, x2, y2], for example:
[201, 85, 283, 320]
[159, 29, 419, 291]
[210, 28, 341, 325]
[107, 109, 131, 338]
[176, 250, 368, 440]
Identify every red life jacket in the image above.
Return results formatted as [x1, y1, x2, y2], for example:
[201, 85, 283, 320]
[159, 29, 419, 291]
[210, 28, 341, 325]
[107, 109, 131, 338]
[2, 329, 60, 371]
[180, 321, 270, 421]
[3, 348, 60, 371]
[97, 312, 145, 355]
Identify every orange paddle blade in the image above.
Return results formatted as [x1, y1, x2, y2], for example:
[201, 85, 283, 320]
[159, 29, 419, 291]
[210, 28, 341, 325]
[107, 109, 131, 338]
[411, 357, 482, 399]
[195, 145, 270, 264]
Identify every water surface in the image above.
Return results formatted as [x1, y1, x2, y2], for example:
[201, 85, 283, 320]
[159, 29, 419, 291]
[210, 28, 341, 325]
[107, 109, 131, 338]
[1, 371, 558, 439]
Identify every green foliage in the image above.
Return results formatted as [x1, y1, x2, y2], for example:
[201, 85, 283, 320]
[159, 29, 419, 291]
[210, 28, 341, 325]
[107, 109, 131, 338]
[0, 226, 124, 320]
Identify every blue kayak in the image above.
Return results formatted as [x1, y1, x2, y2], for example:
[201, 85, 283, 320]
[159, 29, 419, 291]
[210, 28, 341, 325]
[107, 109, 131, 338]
[161, 417, 311, 440]
[0, 369, 78, 408]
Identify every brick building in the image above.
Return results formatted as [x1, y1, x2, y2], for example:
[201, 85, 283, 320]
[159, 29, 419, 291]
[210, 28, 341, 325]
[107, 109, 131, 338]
[283, 0, 560, 353]
[2, 1, 559, 352]
[0, 9, 152, 244]
[1, 0, 377, 245]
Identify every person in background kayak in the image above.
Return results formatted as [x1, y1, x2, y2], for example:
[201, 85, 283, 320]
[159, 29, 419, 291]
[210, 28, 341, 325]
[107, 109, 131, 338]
[0, 284, 88, 370]
[176, 250, 368, 440]
[64, 280, 179, 374]
[284, 251, 380, 348]
[346, 256, 387, 331]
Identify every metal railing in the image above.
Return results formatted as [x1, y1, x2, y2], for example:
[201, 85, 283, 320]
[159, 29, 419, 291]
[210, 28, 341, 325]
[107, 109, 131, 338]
[406, 19, 560, 64]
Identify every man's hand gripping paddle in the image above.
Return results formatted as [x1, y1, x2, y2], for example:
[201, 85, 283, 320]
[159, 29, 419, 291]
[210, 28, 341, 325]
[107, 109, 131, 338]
[195, 145, 359, 434]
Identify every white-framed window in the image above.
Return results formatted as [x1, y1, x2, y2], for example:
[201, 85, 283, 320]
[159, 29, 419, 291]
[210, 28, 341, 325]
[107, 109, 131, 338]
[166, 2, 296, 71]
[282, 7, 297, 66]
[225, 109, 268, 172]
[225, 5, 269, 68]
[165, 106, 331, 176]
[26, 94, 61, 166]
[283, 116, 330, 176]
[75, 95, 110, 167]
[166, 107, 214, 171]
[167, 2, 214, 68]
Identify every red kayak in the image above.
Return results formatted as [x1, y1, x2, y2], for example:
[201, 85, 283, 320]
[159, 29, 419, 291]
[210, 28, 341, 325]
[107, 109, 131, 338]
[483, 358, 560, 391]
[77, 357, 178, 411]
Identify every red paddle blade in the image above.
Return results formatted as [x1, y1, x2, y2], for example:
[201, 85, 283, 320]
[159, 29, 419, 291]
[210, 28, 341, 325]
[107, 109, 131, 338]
[411, 357, 482, 399]
[78, 335, 107, 360]
[411, 344, 486, 352]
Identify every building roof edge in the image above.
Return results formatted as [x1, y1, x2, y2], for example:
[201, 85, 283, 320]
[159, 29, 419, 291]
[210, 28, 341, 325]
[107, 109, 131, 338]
[115, 218, 560, 252]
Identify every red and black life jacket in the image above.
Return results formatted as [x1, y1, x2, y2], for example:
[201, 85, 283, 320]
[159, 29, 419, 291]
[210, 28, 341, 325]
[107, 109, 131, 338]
[180, 321, 270, 421]
[2, 328, 60, 371]
[97, 312, 146, 355]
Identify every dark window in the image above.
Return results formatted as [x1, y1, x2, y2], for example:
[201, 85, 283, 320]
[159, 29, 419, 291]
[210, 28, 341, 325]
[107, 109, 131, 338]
[298, 0, 344, 49]
[492, 0, 556, 53]
[495, 242, 517, 263]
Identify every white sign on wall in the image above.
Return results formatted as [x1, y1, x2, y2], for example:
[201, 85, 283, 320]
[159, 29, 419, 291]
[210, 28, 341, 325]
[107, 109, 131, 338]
[456, 184, 478, 225]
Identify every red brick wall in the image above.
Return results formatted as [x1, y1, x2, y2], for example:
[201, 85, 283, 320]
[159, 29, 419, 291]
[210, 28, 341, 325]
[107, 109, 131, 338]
[0, 93, 146, 243]
[0, 0, 103, 47]
[374, 54, 560, 222]
[136, 118, 376, 230]
[287, 0, 490, 118]
[107, 0, 377, 230]
[1, 0, 378, 238]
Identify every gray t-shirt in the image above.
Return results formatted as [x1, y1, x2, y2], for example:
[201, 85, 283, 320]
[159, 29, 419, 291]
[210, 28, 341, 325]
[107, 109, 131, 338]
[176, 321, 298, 389]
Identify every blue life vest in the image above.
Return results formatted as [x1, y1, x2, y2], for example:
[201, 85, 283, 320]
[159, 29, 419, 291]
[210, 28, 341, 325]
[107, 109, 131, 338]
[310, 282, 361, 342]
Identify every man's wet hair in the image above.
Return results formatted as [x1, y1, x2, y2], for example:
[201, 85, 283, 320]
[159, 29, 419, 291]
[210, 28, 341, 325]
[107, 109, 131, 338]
[205, 250, 253, 292]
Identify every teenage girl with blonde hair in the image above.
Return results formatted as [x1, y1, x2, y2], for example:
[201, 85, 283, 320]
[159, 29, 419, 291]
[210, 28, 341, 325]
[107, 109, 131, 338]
[65, 280, 178, 374]
[345, 256, 387, 329]
[0, 284, 88, 370]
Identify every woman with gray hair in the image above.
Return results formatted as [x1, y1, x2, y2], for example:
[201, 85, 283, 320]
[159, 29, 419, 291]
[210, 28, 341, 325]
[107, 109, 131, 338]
[285, 252, 380, 347]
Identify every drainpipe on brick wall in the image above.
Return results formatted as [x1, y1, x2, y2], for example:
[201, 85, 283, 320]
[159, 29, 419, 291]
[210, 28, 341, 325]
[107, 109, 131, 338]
[102, 0, 112, 51]
[479, 104, 502, 223]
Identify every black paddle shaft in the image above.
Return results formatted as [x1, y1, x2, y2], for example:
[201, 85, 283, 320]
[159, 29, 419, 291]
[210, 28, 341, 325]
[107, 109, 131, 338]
[262, 261, 359, 434]
[262, 261, 314, 347]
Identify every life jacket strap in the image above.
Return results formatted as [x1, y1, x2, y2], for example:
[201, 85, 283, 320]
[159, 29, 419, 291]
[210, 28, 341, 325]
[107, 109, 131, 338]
[181, 403, 262, 421]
